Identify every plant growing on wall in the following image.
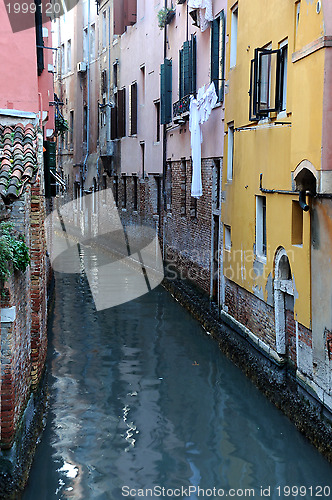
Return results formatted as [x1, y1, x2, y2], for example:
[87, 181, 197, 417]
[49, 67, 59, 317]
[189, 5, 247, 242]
[0, 223, 30, 284]
[55, 112, 69, 138]
[157, 7, 175, 29]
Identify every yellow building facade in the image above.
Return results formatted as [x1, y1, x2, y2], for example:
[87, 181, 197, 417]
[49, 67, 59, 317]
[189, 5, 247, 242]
[222, 0, 332, 411]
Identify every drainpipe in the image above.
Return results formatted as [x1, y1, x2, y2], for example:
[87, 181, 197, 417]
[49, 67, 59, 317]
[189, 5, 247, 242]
[83, 0, 91, 184]
[162, 0, 167, 214]
[108, 6, 111, 147]
[299, 190, 310, 211]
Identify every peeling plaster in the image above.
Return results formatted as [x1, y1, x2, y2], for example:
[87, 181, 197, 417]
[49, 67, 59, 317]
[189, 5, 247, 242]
[265, 273, 274, 307]
[253, 258, 264, 277]
[253, 285, 264, 300]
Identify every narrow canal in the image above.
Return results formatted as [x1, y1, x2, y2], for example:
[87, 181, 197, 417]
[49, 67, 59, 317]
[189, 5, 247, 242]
[23, 268, 332, 499]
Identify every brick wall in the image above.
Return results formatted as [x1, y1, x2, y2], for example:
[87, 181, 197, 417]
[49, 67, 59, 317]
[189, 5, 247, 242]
[163, 158, 215, 294]
[0, 132, 48, 449]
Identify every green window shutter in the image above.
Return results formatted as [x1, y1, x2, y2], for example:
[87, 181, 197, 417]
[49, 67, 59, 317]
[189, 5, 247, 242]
[179, 49, 184, 99]
[183, 40, 192, 97]
[220, 11, 226, 102]
[191, 35, 197, 95]
[211, 17, 220, 98]
[160, 59, 172, 124]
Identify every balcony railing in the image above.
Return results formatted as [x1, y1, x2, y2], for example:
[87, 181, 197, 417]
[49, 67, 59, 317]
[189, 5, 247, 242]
[173, 94, 192, 122]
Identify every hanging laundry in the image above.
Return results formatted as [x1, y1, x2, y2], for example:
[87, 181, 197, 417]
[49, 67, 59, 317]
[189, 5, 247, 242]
[189, 83, 218, 198]
[188, 0, 213, 32]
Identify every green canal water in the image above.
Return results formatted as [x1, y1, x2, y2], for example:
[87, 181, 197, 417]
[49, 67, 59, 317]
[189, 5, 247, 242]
[22, 268, 332, 499]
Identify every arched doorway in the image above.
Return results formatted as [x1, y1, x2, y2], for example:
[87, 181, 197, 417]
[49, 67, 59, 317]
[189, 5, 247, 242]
[274, 248, 294, 355]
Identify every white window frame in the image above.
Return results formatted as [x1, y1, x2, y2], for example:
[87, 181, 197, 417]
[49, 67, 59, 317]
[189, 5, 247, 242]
[227, 123, 234, 182]
[230, 4, 238, 68]
[224, 225, 232, 251]
[256, 195, 267, 261]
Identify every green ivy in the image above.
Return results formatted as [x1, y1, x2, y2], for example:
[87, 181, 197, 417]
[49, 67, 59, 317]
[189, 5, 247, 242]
[0, 222, 30, 283]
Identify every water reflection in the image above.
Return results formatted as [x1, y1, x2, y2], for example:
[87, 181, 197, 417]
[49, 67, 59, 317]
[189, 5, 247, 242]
[23, 271, 332, 499]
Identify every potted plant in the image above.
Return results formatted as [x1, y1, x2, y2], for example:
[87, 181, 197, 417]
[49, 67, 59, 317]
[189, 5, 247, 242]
[157, 7, 176, 29]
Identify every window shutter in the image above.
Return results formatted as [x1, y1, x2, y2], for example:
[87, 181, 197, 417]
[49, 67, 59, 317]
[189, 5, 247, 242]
[179, 49, 184, 99]
[219, 12, 226, 102]
[118, 88, 126, 137]
[130, 82, 138, 135]
[35, 0, 44, 75]
[211, 18, 220, 97]
[191, 35, 197, 95]
[160, 59, 172, 124]
[183, 41, 192, 97]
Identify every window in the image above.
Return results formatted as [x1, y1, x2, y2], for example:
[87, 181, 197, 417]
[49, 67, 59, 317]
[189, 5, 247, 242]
[90, 23, 95, 61]
[83, 28, 88, 62]
[224, 225, 231, 251]
[227, 123, 234, 181]
[249, 43, 287, 121]
[101, 69, 107, 95]
[292, 200, 303, 245]
[133, 176, 138, 211]
[256, 196, 267, 259]
[155, 101, 160, 142]
[180, 160, 187, 216]
[190, 197, 197, 219]
[211, 12, 225, 102]
[122, 176, 127, 209]
[114, 177, 119, 207]
[67, 39, 71, 72]
[61, 43, 65, 74]
[69, 110, 74, 146]
[141, 65, 145, 104]
[295, 1, 301, 39]
[141, 142, 145, 177]
[117, 88, 126, 138]
[130, 82, 138, 136]
[113, 62, 118, 90]
[230, 5, 238, 68]
[160, 58, 172, 124]
[279, 41, 288, 111]
[179, 35, 196, 99]
[102, 10, 107, 49]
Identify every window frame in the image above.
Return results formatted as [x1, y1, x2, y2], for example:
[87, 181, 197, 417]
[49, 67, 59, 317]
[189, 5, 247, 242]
[249, 47, 283, 121]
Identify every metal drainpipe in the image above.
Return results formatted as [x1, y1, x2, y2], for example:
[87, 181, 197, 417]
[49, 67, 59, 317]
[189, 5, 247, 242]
[162, 0, 167, 213]
[299, 190, 310, 211]
[83, 0, 91, 184]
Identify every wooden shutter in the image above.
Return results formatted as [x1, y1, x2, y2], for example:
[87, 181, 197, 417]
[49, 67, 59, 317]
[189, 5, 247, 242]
[160, 59, 172, 124]
[117, 88, 126, 137]
[211, 18, 220, 97]
[183, 41, 192, 97]
[114, 0, 125, 35]
[191, 35, 197, 95]
[130, 82, 138, 135]
[219, 12, 225, 102]
[179, 49, 184, 99]
[111, 104, 117, 139]
[35, 0, 44, 75]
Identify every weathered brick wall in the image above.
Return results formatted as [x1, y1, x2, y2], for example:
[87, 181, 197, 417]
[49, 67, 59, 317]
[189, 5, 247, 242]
[0, 191, 32, 447]
[30, 174, 48, 388]
[0, 133, 48, 449]
[225, 278, 277, 349]
[163, 159, 214, 294]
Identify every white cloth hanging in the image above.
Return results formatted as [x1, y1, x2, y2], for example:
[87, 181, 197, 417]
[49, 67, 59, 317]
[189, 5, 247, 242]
[188, 0, 213, 32]
[189, 83, 218, 198]
[189, 97, 203, 198]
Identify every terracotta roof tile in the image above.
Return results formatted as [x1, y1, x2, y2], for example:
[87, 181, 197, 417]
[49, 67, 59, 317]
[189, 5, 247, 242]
[0, 124, 38, 203]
